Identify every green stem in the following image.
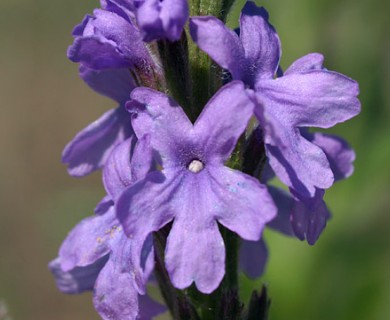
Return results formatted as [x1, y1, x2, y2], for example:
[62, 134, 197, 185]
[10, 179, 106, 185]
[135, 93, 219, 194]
[188, 0, 237, 119]
[157, 33, 193, 118]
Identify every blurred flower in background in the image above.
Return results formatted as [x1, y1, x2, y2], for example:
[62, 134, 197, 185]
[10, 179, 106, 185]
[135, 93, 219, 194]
[0, 300, 11, 320]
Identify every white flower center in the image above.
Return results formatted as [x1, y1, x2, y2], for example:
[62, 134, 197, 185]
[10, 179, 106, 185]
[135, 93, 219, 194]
[188, 159, 204, 173]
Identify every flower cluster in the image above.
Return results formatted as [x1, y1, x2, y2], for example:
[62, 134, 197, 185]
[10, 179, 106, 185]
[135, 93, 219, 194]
[50, 1, 360, 319]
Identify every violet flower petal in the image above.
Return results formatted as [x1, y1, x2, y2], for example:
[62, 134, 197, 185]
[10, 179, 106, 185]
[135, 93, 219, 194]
[165, 206, 225, 293]
[101, 0, 136, 19]
[194, 81, 254, 163]
[68, 37, 133, 69]
[128, 88, 193, 167]
[95, 195, 114, 215]
[103, 137, 135, 200]
[210, 167, 276, 241]
[307, 132, 355, 181]
[93, 258, 140, 320]
[94, 257, 165, 320]
[189, 16, 245, 80]
[239, 239, 268, 279]
[267, 186, 295, 236]
[103, 134, 153, 200]
[291, 189, 331, 245]
[62, 107, 133, 177]
[116, 170, 177, 239]
[240, 2, 281, 82]
[284, 53, 324, 75]
[116, 170, 177, 274]
[136, 0, 189, 42]
[79, 65, 136, 104]
[264, 125, 334, 197]
[257, 71, 361, 129]
[49, 256, 108, 294]
[68, 9, 150, 70]
[130, 134, 153, 181]
[59, 207, 120, 271]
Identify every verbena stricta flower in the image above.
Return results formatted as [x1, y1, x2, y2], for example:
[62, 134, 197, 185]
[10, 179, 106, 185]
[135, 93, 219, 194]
[62, 67, 135, 176]
[239, 132, 355, 275]
[134, 0, 189, 42]
[100, 0, 189, 42]
[290, 131, 356, 244]
[190, 1, 360, 199]
[51, 136, 165, 319]
[68, 2, 154, 71]
[117, 81, 277, 293]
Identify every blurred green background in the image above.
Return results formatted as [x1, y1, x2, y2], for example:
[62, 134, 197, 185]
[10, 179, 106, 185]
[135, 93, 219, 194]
[0, 0, 388, 319]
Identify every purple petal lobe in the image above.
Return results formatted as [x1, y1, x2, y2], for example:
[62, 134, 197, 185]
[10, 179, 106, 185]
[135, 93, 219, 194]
[291, 189, 331, 245]
[102, 0, 136, 20]
[284, 53, 324, 75]
[210, 167, 277, 241]
[79, 65, 136, 104]
[62, 107, 133, 177]
[160, 170, 227, 293]
[239, 239, 268, 279]
[131, 134, 153, 181]
[103, 134, 153, 200]
[264, 124, 334, 197]
[189, 16, 245, 80]
[116, 170, 177, 282]
[49, 256, 107, 294]
[94, 259, 164, 319]
[137, 0, 189, 42]
[72, 15, 93, 36]
[93, 258, 140, 320]
[103, 137, 136, 200]
[68, 36, 133, 69]
[95, 195, 115, 215]
[68, 9, 150, 70]
[306, 132, 355, 181]
[257, 71, 361, 128]
[128, 88, 192, 167]
[59, 208, 120, 271]
[240, 3, 281, 82]
[194, 81, 254, 163]
[117, 170, 177, 240]
[267, 186, 295, 236]
[165, 215, 225, 294]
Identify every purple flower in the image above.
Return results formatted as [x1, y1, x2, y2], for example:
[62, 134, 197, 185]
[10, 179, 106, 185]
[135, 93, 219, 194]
[62, 66, 135, 176]
[190, 1, 360, 198]
[51, 136, 165, 319]
[290, 131, 356, 244]
[68, 3, 154, 72]
[135, 0, 189, 42]
[239, 124, 356, 273]
[117, 81, 277, 293]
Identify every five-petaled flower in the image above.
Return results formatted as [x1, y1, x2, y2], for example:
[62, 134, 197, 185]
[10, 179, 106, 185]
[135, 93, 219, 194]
[117, 81, 277, 293]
